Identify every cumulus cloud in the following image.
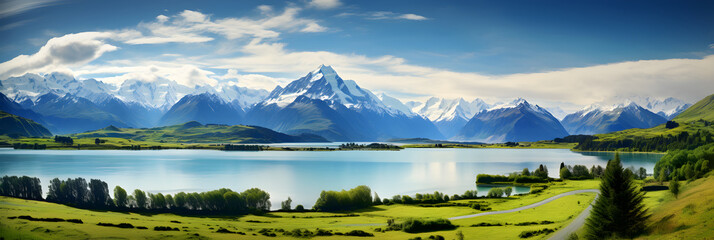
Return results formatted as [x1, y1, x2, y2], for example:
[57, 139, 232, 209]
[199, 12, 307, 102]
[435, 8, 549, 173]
[125, 7, 326, 44]
[308, 0, 341, 10]
[0, 32, 118, 79]
[78, 62, 218, 87]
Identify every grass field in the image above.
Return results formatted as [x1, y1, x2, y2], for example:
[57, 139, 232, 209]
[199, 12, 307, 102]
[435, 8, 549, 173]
[0, 180, 599, 239]
[636, 173, 714, 240]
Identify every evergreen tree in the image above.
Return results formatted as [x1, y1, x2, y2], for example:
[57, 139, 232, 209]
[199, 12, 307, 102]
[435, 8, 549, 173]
[585, 153, 649, 239]
[669, 177, 680, 198]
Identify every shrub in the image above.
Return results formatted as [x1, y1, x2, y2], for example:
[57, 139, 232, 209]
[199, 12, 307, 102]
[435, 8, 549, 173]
[391, 218, 456, 233]
[487, 188, 504, 198]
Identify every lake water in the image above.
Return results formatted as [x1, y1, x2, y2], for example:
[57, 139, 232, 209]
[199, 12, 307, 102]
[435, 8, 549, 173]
[0, 148, 662, 209]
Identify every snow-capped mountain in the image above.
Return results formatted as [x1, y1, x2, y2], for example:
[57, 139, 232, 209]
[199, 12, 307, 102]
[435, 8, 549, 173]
[159, 92, 245, 126]
[411, 97, 490, 138]
[377, 93, 417, 117]
[453, 98, 568, 143]
[1, 72, 270, 133]
[245, 65, 443, 141]
[561, 101, 667, 135]
[638, 97, 691, 120]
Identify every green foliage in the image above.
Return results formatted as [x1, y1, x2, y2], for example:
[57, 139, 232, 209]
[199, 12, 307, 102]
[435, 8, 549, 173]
[669, 179, 680, 198]
[281, 197, 292, 211]
[487, 188, 504, 198]
[518, 228, 555, 238]
[504, 187, 513, 197]
[0, 175, 43, 200]
[339, 142, 402, 150]
[313, 185, 372, 211]
[585, 153, 649, 239]
[654, 143, 714, 181]
[388, 218, 456, 233]
[560, 167, 572, 179]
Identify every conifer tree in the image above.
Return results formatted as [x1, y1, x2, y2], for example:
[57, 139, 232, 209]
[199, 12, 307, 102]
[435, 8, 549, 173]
[585, 153, 649, 239]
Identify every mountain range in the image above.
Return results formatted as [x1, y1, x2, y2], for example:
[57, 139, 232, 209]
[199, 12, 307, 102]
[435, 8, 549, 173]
[453, 98, 569, 142]
[244, 65, 443, 141]
[0, 65, 694, 142]
[561, 102, 667, 135]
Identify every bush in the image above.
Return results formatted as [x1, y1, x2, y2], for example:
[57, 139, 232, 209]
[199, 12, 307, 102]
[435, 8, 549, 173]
[391, 218, 456, 233]
[519, 228, 555, 238]
[487, 188, 504, 198]
[313, 185, 373, 211]
[476, 174, 511, 184]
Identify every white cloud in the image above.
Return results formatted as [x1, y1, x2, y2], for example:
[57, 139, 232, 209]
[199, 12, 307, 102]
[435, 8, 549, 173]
[125, 7, 326, 44]
[0, 32, 118, 79]
[399, 13, 428, 21]
[210, 38, 714, 107]
[0, 0, 59, 18]
[156, 14, 169, 23]
[308, 0, 341, 10]
[342, 11, 429, 21]
[218, 69, 291, 90]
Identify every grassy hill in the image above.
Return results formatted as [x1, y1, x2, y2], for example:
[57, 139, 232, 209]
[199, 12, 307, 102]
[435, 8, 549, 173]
[0, 111, 52, 138]
[672, 94, 714, 123]
[574, 94, 714, 152]
[637, 173, 714, 239]
[71, 121, 328, 144]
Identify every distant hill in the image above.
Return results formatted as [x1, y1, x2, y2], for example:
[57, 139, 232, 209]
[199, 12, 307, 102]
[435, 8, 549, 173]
[0, 111, 52, 138]
[72, 121, 328, 143]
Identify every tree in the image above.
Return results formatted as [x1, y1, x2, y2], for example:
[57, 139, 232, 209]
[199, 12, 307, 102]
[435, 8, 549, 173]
[95, 138, 101, 145]
[487, 188, 503, 198]
[373, 192, 382, 205]
[114, 186, 128, 208]
[521, 168, 531, 176]
[243, 188, 271, 211]
[133, 189, 147, 209]
[504, 187, 513, 197]
[560, 167, 572, 179]
[658, 168, 667, 184]
[669, 177, 680, 198]
[560, 162, 565, 170]
[89, 179, 112, 208]
[281, 197, 292, 211]
[637, 167, 647, 180]
[295, 204, 305, 211]
[585, 153, 649, 239]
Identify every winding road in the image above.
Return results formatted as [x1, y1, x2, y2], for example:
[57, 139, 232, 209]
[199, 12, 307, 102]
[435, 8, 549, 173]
[448, 189, 598, 220]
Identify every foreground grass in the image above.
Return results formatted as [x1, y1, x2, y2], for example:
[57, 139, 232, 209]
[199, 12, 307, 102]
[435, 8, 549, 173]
[0, 180, 599, 239]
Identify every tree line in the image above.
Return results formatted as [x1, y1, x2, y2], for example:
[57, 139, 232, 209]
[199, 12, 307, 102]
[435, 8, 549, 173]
[476, 164, 550, 184]
[1, 176, 271, 214]
[574, 127, 713, 152]
[653, 143, 713, 183]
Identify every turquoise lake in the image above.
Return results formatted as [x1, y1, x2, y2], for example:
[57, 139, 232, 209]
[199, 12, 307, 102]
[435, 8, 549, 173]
[0, 148, 662, 209]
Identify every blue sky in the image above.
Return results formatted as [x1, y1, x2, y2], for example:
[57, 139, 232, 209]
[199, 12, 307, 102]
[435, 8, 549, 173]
[1, 0, 713, 110]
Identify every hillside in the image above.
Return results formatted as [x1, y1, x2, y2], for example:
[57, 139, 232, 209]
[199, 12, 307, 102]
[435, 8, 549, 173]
[72, 121, 328, 143]
[672, 94, 714, 122]
[0, 111, 52, 138]
[638, 174, 714, 239]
